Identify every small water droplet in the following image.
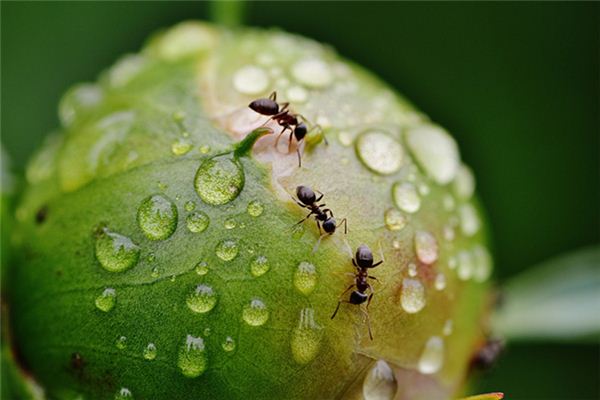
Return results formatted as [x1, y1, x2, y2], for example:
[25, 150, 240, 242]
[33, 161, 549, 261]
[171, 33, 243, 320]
[178, 335, 208, 378]
[242, 298, 269, 326]
[384, 209, 407, 231]
[250, 255, 270, 277]
[186, 211, 209, 233]
[215, 239, 239, 262]
[414, 231, 438, 264]
[172, 110, 186, 122]
[448, 256, 458, 270]
[222, 336, 236, 352]
[362, 360, 397, 400]
[143, 343, 157, 360]
[184, 201, 196, 212]
[194, 156, 244, 205]
[224, 218, 237, 230]
[337, 131, 354, 147]
[434, 273, 447, 291]
[442, 319, 453, 336]
[472, 245, 492, 282]
[151, 266, 160, 278]
[199, 145, 211, 154]
[459, 203, 480, 236]
[147, 253, 156, 262]
[171, 139, 192, 156]
[59, 84, 103, 127]
[392, 182, 421, 213]
[203, 327, 211, 336]
[406, 124, 459, 184]
[114, 387, 132, 400]
[392, 239, 402, 249]
[294, 261, 317, 295]
[407, 263, 418, 277]
[95, 227, 140, 273]
[137, 194, 178, 241]
[400, 278, 426, 314]
[442, 225, 456, 242]
[157, 181, 168, 191]
[418, 336, 445, 374]
[195, 261, 209, 276]
[233, 65, 270, 95]
[292, 58, 332, 88]
[286, 85, 308, 103]
[115, 336, 127, 350]
[95, 288, 116, 312]
[457, 250, 474, 281]
[291, 308, 322, 364]
[356, 131, 404, 175]
[453, 164, 475, 200]
[443, 194, 455, 211]
[247, 200, 264, 217]
[186, 284, 217, 314]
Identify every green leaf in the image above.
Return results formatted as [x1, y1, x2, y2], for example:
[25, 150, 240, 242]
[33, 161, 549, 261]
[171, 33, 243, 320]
[492, 246, 600, 341]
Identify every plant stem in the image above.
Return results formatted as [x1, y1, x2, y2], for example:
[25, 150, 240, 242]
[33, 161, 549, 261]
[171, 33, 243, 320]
[209, 0, 246, 28]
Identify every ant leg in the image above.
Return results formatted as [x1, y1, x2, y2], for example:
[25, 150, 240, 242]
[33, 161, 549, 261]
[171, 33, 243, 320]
[366, 287, 375, 309]
[361, 307, 374, 340]
[368, 275, 381, 283]
[331, 285, 355, 319]
[312, 233, 326, 253]
[295, 211, 315, 226]
[269, 91, 277, 101]
[274, 130, 286, 148]
[372, 261, 384, 268]
[296, 147, 302, 168]
[315, 191, 324, 202]
[337, 218, 348, 234]
[315, 219, 322, 235]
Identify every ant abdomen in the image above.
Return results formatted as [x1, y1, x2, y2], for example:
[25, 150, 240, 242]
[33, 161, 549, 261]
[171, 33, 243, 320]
[296, 185, 316, 205]
[350, 291, 368, 305]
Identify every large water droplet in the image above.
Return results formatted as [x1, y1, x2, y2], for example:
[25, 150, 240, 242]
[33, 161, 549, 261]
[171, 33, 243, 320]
[250, 255, 270, 277]
[384, 209, 407, 231]
[222, 336, 236, 352]
[137, 194, 178, 241]
[59, 84, 103, 127]
[400, 278, 426, 314]
[291, 58, 333, 88]
[115, 336, 127, 350]
[453, 164, 475, 200]
[242, 298, 269, 326]
[215, 239, 239, 262]
[143, 343, 157, 360]
[418, 336, 445, 374]
[459, 203, 480, 236]
[186, 211, 210, 233]
[95, 288, 116, 312]
[247, 200, 264, 217]
[291, 308, 322, 364]
[356, 131, 404, 175]
[362, 360, 397, 400]
[414, 231, 439, 264]
[194, 157, 244, 206]
[95, 227, 140, 273]
[406, 124, 459, 184]
[186, 284, 217, 314]
[434, 273, 447, 291]
[114, 387, 133, 400]
[286, 85, 308, 103]
[472, 245, 492, 282]
[392, 182, 421, 214]
[195, 261, 209, 276]
[294, 261, 317, 295]
[178, 335, 208, 378]
[457, 250, 474, 281]
[233, 65, 270, 95]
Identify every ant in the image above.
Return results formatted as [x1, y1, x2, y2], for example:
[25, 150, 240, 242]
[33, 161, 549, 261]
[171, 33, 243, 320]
[331, 244, 383, 340]
[292, 185, 347, 239]
[470, 338, 505, 372]
[248, 91, 323, 167]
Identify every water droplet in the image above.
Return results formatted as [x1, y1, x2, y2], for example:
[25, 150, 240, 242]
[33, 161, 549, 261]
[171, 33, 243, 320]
[457, 250, 474, 281]
[247, 200, 264, 217]
[459, 203, 480, 236]
[414, 231, 439, 264]
[114, 387, 133, 400]
[151, 267, 160, 278]
[406, 124, 459, 184]
[242, 298, 269, 326]
[292, 58, 332, 88]
[400, 278, 426, 314]
[137, 194, 178, 241]
[337, 131, 354, 147]
[418, 336, 444, 374]
[222, 336, 236, 352]
[195, 261, 209, 276]
[362, 360, 397, 400]
[115, 336, 127, 350]
[442, 225, 456, 242]
[384, 209, 407, 231]
[184, 211, 209, 234]
[442, 319, 453, 336]
[286, 85, 308, 103]
[356, 131, 404, 175]
[108, 54, 147, 88]
[173, 110, 186, 122]
[392, 239, 402, 249]
[294, 261, 317, 295]
[143, 343, 157, 360]
[203, 327, 211, 336]
[59, 84, 103, 127]
[434, 273, 447, 291]
[194, 156, 244, 205]
[147, 253, 156, 263]
[472, 245, 492, 282]
[291, 308, 322, 364]
[186, 284, 217, 314]
[224, 218, 237, 230]
[184, 201, 196, 212]
[178, 335, 208, 378]
[171, 139, 192, 155]
[392, 182, 421, 213]
[443, 194, 456, 211]
[233, 65, 270, 95]
[95, 227, 140, 273]
[95, 288, 116, 312]
[199, 145, 211, 154]
[453, 164, 475, 200]
[215, 239, 239, 262]
[407, 263, 418, 277]
[448, 256, 458, 270]
[250, 255, 270, 277]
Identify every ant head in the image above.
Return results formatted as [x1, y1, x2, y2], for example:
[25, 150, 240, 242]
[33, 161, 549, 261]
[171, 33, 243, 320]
[294, 122, 308, 141]
[355, 244, 374, 268]
[248, 98, 279, 116]
[322, 218, 337, 233]
[296, 185, 316, 205]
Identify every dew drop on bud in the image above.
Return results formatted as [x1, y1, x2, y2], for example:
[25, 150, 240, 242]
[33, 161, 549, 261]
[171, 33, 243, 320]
[418, 336, 445, 374]
[137, 194, 178, 241]
[94, 227, 140, 273]
[186, 284, 217, 314]
[95, 288, 116, 312]
[194, 157, 244, 205]
[242, 298, 269, 326]
[178, 335, 208, 378]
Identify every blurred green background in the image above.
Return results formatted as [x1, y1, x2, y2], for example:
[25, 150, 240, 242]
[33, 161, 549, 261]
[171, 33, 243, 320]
[1, 2, 598, 399]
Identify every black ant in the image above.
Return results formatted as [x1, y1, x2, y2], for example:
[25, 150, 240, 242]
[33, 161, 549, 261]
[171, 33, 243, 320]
[470, 338, 505, 371]
[248, 91, 323, 167]
[292, 185, 347, 238]
[331, 244, 383, 340]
